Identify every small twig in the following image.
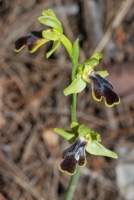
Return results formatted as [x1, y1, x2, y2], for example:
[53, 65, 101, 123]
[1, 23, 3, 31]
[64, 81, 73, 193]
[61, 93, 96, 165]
[92, 0, 134, 54]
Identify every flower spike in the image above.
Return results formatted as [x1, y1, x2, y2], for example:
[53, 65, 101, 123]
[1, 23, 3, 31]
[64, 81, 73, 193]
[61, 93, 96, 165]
[14, 30, 49, 53]
[89, 71, 120, 107]
[60, 137, 87, 175]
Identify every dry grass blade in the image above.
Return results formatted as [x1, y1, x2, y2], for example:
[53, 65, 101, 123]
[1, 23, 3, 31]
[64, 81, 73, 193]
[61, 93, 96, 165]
[0, 151, 45, 200]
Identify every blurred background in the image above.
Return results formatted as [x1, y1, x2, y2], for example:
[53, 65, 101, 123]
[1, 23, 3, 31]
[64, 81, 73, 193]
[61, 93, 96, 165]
[0, 0, 134, 200]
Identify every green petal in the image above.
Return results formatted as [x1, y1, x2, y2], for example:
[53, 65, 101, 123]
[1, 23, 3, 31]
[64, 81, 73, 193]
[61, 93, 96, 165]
[78, 124, 91, 136]
[38, 16, 63, 33]
[54, 128, 77, 143]
[83, 58, 99, 68]
[78, 124, 101, 141]
[71, 39, 79, 67]
[46, 40, 60, 58]
[96, 70, 109, 78]
[91, 53, 103, 60]
[86, 141, 118, 159]
[64, 77, 86, 96]
[79, 53, 103, 72]
[90, 131, 101, 142]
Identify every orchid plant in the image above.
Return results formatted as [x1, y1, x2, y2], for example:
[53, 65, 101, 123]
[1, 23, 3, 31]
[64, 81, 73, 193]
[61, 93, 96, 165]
[14, 9, 120, 200]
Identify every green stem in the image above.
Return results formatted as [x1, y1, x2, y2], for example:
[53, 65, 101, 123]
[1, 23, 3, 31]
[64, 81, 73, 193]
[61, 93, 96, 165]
[71, 93, 77, 122]
[71, 63, 77, 122]
[64, 167, 80, 200]
[70, 39, 79, 123]
[64, 39, 80, 200]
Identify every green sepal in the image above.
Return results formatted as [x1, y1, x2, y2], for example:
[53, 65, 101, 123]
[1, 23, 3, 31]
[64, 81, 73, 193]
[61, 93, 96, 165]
[38, 16, 63, 33]
[86, 141, 118, 159]
[46, 40, 61, 58]
[71, 39, 79, 67]
[64, 77, 86, 96]
[60, 34, 73, 58]
[78, 124, 101, 141]
[91, 53, 103, 60]
[96, 70, 109, 78]
[42, 9, 58, 20]
[42, 30, 61, 41]
[54, 128, 77, 143]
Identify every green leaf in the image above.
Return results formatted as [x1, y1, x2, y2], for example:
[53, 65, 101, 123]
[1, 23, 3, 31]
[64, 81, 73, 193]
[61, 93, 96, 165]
[54, 128, 77, 143]
[64, 77, 86, 96]
[42, 9, 58, 20]
[46, 40, 60, 58]
[91, 53, 103, 60]
[38, 16, 63, 33]
[86, 141, 118, 159]
[72, 39, 79, 67]
[96, 70, 109, 78]
[42, 30, 61, 40]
